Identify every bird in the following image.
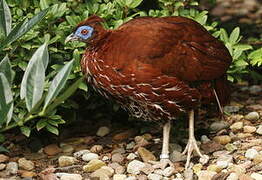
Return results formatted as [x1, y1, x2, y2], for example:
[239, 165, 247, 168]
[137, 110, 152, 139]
[66, 15, 232, 169]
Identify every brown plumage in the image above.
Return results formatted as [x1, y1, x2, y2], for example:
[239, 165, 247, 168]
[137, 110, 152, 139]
[66, 15, 232, 169]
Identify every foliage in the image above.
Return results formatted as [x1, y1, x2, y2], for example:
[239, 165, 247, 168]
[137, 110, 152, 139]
[0, 0, 261, 142]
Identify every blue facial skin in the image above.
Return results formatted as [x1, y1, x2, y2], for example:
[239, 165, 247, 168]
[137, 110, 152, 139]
[75, 25, 94, 40]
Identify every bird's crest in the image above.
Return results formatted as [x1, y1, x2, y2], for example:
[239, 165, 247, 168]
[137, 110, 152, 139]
[76, 15, 104, 29]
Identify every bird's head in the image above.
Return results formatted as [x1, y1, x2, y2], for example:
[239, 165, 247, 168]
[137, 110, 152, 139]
[65, 15, 106, 44]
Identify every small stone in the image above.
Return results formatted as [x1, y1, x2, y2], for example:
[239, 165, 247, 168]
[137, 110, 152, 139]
[250, 173, 262, 180]
[6, 162, 18, 174]
[201, 135, 211, 143]
[154, 169, 163, 175]
[112, 148, 125, 154]
[216, 154, 233, 169]
[230, 122, 243, 132]
[61, 144, 74, 153]
[169, 143, 183, 153]
[112, 153, 124, 163]
[82, 153, 99, 162]
[243, 125, 256, 133]
[200, 155, 209, 165]
[113, 174, 127, 180]
[43, 144, 62, 156]
[19, 170, 37, 178]
[170, 151, 186, 162]
[197, 170, 217, 180]
[213, 135, 231, 145]
[148, 173, 163, 180]
[207, 164, 222, 173]
[141, 163, 154, 175]
[96, 126, 110, 137]
[142, 133, 153, 141]
[0, 163, 6, 170]
[90, 145, 103, 153]
[201, 141, 224, 154]
[245, 112, 259, 121]
[225, 144, 237, 152]
[127, 160, 145, 175]
[108, 162, 125, 174]
[91, 167, 113, 179]
[239, 174, 253, 180]
[83, 159, 106, 172]
[73, 149, 90, 158]
[101, 166, 114, 175]
[58, 156, 77, 167]
[256, 125, 262, 135]
[216, 161, 229, 169]
[245, 148, 259, 159]
[102, 155, 110, 161]
[126, 141, 135, 150]
[18, 158, 34, 170]
[228, 164, 246, 175]
[162, 166, 174, 177]
[135, 136, 149, 147]
[0, 154, 9, 163]
[60, 173, 82, 180]
[137, 147, 156, 162]
[127, 153, 137, 160]
[224, 106, 241, 113]
[253, 154, 262, 164]
[193, 164, 203, 174]
[113, 129, 136, 142]
[237, 133, 252, 139]
[210, 121, 229, 132]
[226, 173, 238, 180]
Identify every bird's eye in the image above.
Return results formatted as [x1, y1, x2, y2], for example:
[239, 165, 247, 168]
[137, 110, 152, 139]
[81, 29, 89, 35]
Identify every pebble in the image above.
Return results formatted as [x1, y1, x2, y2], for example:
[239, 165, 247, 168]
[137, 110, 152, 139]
[43, 144, 62, 156]
[213, 135, 231, 145]
[245, 112, 259, 121]
[216, 154, 233, 169]
[253, 154, 262, 164]
[96, 126, 110, 137]
[237, 133, 252, 139]
[249, 85, 262, 94]
[90, 145, 103, 153]
[91, 167, 113, 179]
[112, 153, 124, 163]
[127, 160, 145, 175]
[6, 162, 18, 174]
[230, 122, 243, 132]
[243, 125, 257, 133]
[142, 133, 153, 140]
[112, 148, 125, 154]
[127, 153, 137, 160]
[226, 173, 239, 180]
[82, 153, 99, 162]
[58, 156, 77, 167]
[0, 154, 9, 163]
[256, 125, 262, 135]
[73, 149, 90, 158]
[207, 164, 222, 173]
[162, 167, 174, 177]
[108, 162, 125, 174]
[134, 136, 149, 147]
[197, 170, 217, 180]
[228, 164, 246, 175]
[126, 141, 136, 149]
[18, 158, 34, 171]
[19, 170, 37, 178]
[113, 174, 127, 180]
[224, 105, 241, 113]
[169, 143, 183, 153]
[83, 159, 106, 172]
[60, 173, 82, 180]
[170, 151, 186, 162]
[193, 164, 203, 174]
[113, 129, 136, 142]
[239, 174, 253, 180]
[245, 148, 259, 159]
[141, 163, 154, 175]
[137, 147, 156, 162]
[250, 173, 262, 180]
[225, 143, 237, 152]
[60, 144, 74, 153]
[210, 121, 229, 132]
[148, 173, 163, 180]
[201, 141, 224, 154]
[0, 163, 6, 170]
[201, 135, 211, 143]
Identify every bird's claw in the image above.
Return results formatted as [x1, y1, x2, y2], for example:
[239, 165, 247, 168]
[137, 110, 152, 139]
[149, 158, 174, 169]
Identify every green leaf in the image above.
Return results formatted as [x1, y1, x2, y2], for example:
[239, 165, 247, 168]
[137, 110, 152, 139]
[36, 119, 47, 131]
[229, 27, 240, 44]
[0, 73, 13, 126]
[0, 0, 12, 36]
[44, 60, 74, 109]
[20, 43, 49, 111]
[40, 0, 49, 10]
[46, 124, 59, 135]
[0, 8, 49, 50]
[220, 28, 229, 43]
[128, 0, 143, 8]
[0, 55, 14, 84]
[248, 48, 262, 67]
[20, 126, 31, 137]
[233, 44, 253, 51]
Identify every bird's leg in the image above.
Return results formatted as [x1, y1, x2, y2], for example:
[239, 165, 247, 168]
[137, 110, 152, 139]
[182, 110, 209, 169]
[213, 88, 225, 120]
[151, 120, 174, 169]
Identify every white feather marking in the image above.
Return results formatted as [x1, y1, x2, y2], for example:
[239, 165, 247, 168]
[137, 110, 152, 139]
[99, 74, 111, 82]
[165, 86, 181, 91]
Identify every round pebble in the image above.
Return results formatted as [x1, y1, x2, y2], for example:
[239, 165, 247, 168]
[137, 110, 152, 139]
[90, 145, 103, 153]
[210, 121, 229, 132]
[18, 158, 34, 170]
[58, 156, 77, 167]
[256, 125, 262, 135]
[127, 160, 145, 175]
[112, 153, 124, 163]
[230, 122, 243, 132]
[126, 153, 137, 160]
[243, 125, 256, 133]
[245, 112, 259, 121]
[82, 153, 99, 162]
[96, 126, 110, 137]
[245, 148, 259, 159]
[213, 135, 231, 145]
[6, 162, 18, 174]
[73, 149, 90, 158]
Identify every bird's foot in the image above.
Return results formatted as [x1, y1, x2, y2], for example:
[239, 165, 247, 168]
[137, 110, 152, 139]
[149, 155, 174, 169]
[182, 136, 209, 169]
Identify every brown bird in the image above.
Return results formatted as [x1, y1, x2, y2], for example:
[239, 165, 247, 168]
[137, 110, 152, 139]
[66, 15, 232, 169]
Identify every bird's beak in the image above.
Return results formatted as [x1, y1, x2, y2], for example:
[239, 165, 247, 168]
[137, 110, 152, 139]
[65, 33, 79, 43]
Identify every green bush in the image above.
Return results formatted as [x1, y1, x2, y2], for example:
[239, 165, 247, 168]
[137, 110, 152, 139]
[0, 0, 261, 145]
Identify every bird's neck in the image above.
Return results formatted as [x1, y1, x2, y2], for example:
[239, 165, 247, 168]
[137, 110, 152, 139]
[88, 26, 111, 51]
